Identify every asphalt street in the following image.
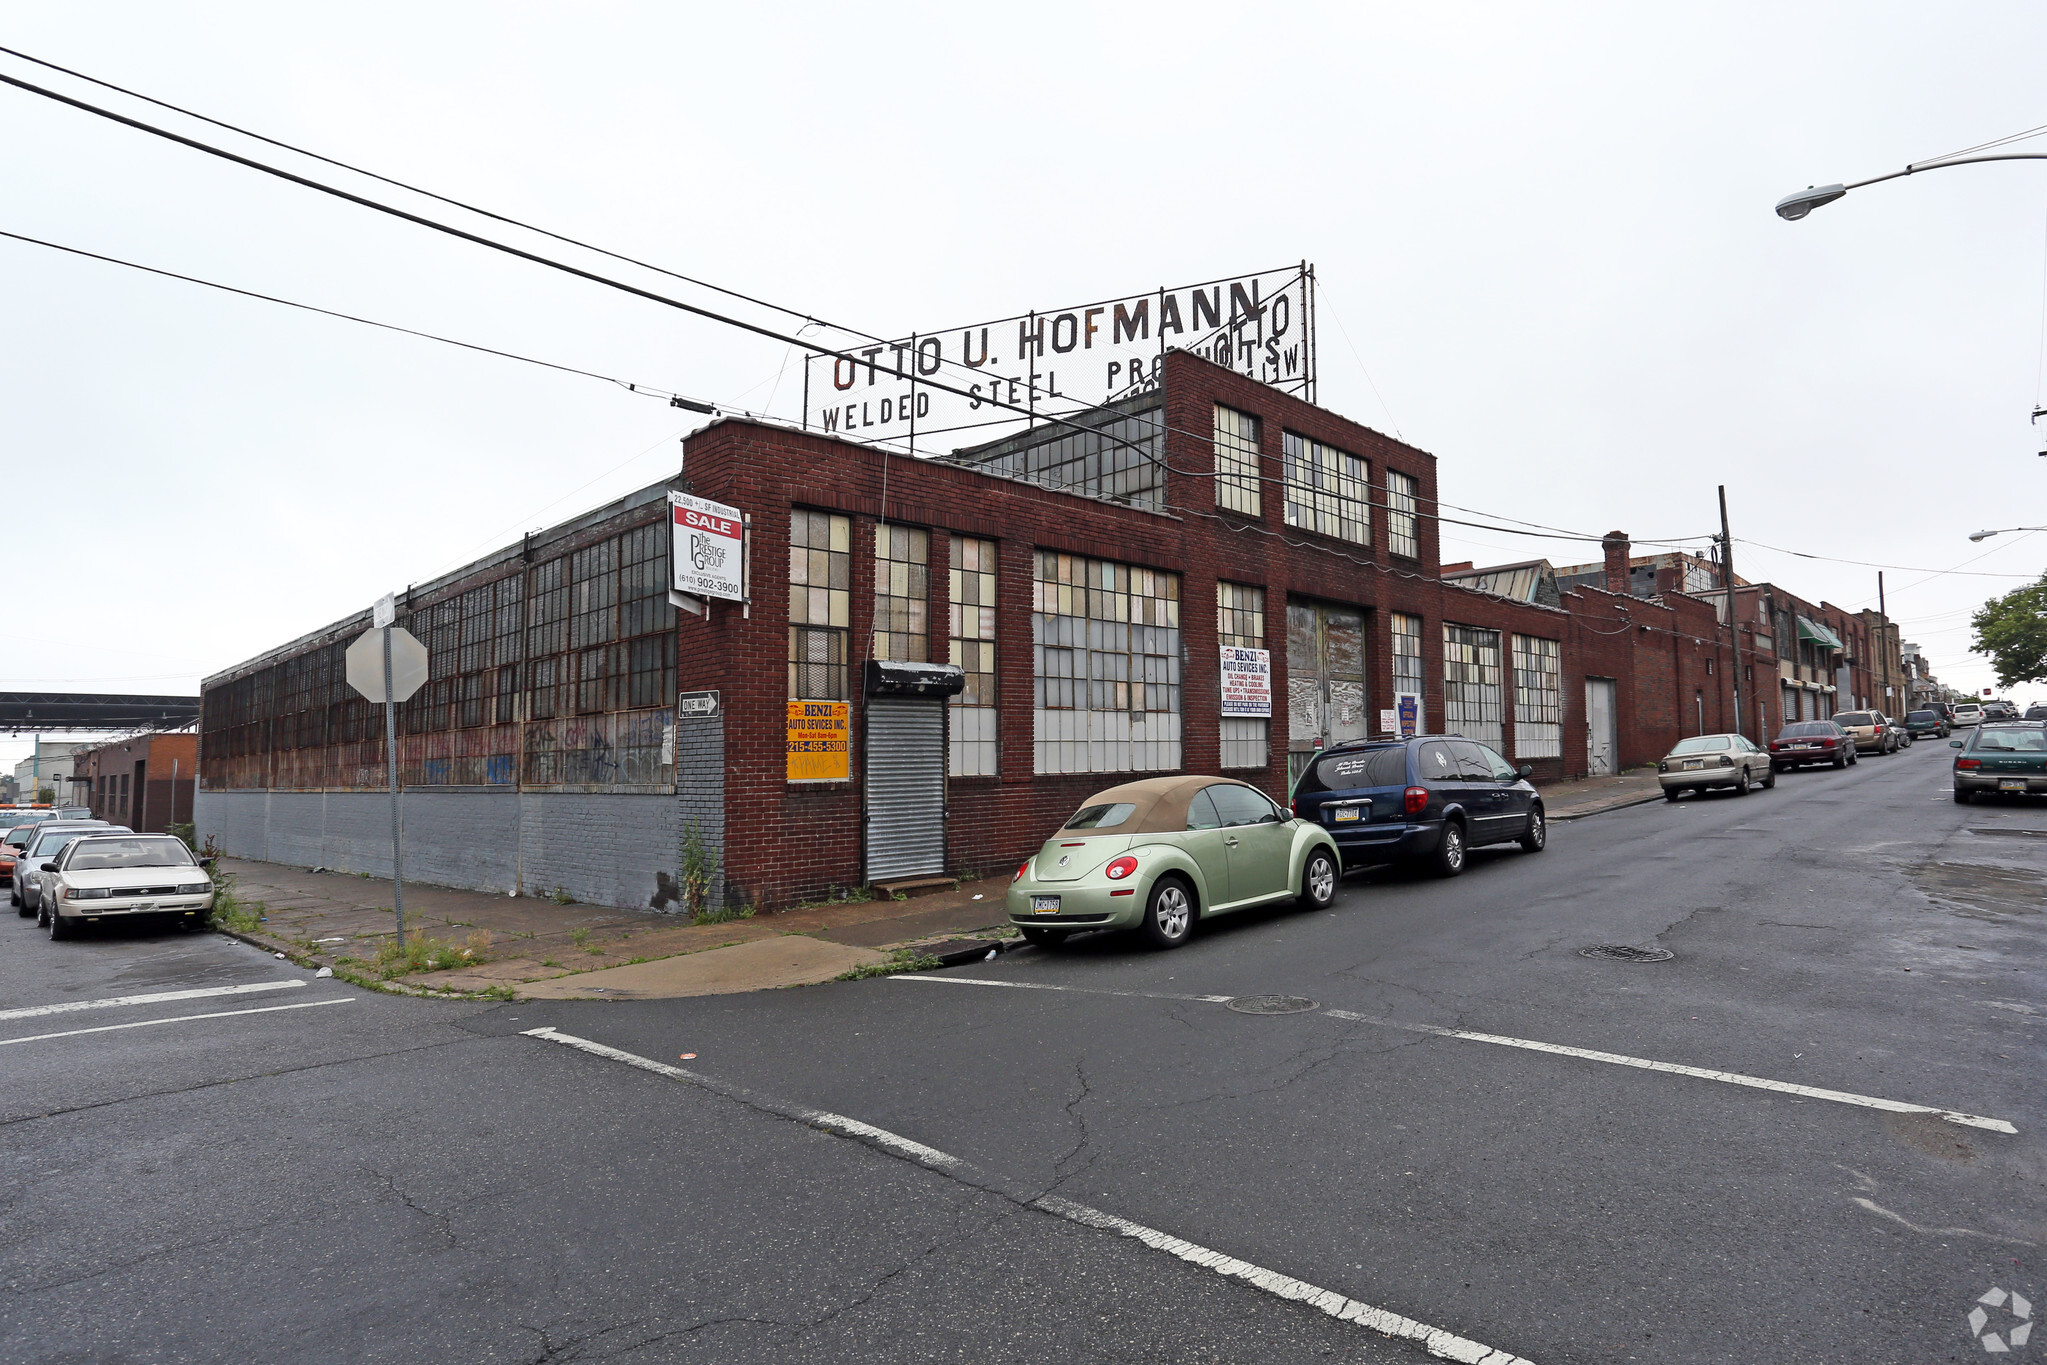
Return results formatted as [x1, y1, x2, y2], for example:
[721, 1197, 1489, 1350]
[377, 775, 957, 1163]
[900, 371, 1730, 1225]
[3, 738, 2041, 1363]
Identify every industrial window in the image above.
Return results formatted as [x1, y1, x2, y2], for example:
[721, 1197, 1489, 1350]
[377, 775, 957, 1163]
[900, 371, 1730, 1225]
[788, 509, 851, 700]
[951, 397, 1164, 510]
[1281, 432, 1368, 545]
[1511, 634, 1562, 758]
[1387, 470, 1420, 559]
[872, 523, 930, 662]
[526, 557, 567, 718]
[1216, 582, 1268, 769]
[1214, 404, 1262, 517]
[1443, 624, 1503, 750]
[949, 535, 998, 777]
[1391, 613, 1425, 701]
[1032, 551, 1182, 774]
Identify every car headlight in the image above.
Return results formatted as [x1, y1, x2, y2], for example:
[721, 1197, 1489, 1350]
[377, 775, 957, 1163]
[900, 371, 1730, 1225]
[178, 882, 212, 895]
[66, 886, 112, 900]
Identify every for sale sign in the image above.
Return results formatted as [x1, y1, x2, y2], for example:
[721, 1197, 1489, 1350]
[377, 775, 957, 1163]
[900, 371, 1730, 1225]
[1220, 646, 1272, 718]
[670, 491, 745, 602]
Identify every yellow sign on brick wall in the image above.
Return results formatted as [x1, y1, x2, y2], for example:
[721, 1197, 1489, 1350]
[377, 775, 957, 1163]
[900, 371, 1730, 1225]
[786, 700, 850, 781]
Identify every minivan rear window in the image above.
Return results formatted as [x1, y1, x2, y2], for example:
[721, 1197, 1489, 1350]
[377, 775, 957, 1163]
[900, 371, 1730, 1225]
[1831, 712, 1873, 727]
[1307, 747, 1408, 793]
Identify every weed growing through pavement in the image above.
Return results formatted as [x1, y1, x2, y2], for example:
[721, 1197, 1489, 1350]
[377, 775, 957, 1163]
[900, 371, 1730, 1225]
[568, 927, 591, 947]
[550, 886, 575, 905]
[690, 900, 755, 927]
[370, 931, 493, 977]
[834, 947, 943, 982]
[541, 957, 563, 968]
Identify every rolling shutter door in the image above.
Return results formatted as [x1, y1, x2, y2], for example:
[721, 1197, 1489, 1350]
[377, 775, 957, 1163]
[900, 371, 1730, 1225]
[865, 697, 946, 881]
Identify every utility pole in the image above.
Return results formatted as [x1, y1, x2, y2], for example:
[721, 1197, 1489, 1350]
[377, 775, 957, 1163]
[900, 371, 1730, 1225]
[1877, 571, 1890, 713]
[1718, 486, 1744, 738]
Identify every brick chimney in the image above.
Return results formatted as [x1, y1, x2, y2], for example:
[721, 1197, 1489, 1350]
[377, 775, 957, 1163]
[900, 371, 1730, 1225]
[1602, 531, 1632, 595]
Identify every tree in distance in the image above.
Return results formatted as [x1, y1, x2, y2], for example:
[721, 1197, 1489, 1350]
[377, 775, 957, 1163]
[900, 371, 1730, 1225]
[1971, 572, 2047, 688]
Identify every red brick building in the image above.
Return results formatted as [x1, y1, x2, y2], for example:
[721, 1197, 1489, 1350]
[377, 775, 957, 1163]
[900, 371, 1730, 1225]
[73, 732, 197, 834]
[198, 351, 1784, 911]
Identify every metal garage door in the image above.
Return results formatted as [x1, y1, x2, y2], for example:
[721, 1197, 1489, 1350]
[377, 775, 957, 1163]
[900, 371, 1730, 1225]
[864, 697, 947, 882]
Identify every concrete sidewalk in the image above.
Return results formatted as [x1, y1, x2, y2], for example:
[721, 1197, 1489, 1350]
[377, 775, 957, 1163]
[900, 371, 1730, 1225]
[215, 858, 1016, 1000]
[1536, 767, 1662, 820]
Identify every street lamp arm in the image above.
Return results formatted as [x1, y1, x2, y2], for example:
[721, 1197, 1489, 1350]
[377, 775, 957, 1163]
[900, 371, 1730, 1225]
[1967, 526, 2047, 542]
[1845, 151, 2047, 192]
[1777, 152, 2047, 220]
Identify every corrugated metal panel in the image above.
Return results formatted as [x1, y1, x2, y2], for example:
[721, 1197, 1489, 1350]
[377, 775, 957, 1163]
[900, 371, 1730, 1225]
[865, 697, 946, 881]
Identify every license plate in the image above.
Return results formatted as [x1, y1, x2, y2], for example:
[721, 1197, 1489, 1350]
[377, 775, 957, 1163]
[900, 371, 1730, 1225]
[1682, 759, 1702, 770]
[1331, 807, 1361, 822]
[1031, 895, 1060, 913]
[2000, 779, 2027, 792]
[132, 902, 155, 911]
[1794, 743, 1816, 750]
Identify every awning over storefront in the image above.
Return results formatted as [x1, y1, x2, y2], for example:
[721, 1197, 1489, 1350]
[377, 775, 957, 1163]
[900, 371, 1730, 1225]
[1797, 615, 1845, 651]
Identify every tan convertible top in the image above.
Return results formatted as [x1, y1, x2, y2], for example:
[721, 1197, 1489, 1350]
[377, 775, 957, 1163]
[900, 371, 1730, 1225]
[1065, 775, 1264, 835]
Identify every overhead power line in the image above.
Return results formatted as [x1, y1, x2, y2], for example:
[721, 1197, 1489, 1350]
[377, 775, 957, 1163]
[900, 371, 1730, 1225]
[1737, 537, 2036, 579]
[1, 54, 1726, 561]
[0, 227, 712, 405]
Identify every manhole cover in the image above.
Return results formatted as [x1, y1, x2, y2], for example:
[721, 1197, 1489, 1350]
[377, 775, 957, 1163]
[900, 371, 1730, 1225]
[1580, 945, 1674, 963]
[1225, 994, 1320, 1014]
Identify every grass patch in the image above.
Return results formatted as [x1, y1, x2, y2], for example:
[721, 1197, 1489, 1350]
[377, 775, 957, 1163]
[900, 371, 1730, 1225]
[567, 927, 591, 947]
[689, 901, 756, 927]
[835, 947, 944, 982]
[541, 956, 563, 968]
[369, 929, 494, 978]
[549, 886, 575, 905]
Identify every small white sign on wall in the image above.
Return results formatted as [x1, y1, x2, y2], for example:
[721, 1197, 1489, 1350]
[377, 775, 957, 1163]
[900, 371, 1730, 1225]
[1220, 647, 1272, 718]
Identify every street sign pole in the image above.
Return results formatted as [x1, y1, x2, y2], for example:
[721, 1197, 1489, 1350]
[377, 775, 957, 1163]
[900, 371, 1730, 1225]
[382, 626, 407, 947]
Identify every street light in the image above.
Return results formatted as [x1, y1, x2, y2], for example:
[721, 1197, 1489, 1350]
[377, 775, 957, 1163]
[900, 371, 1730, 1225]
[1967, 526, 2047, 542]
[1775, 152, 2047, 220]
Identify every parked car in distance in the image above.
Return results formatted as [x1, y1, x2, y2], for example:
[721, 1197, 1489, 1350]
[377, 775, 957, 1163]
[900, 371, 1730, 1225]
[1953, 703, 1985, 727]
[1890, 716, 1914, 748]
[0, 824, 41, 889]
[1657, 733, 1774, 799]
[1951, 724, 2047, 803]
[1290, 734, 1547, 878]
[13, 822, 123, 916]
[1905, 709, 1949, 739]
[38, 833, 215, 940]
[1770, 720, 1857, 770]
[2024, 704, 2047, 722]
[1007, 776, 1340, 950]
[1830, 711, 1896, 755]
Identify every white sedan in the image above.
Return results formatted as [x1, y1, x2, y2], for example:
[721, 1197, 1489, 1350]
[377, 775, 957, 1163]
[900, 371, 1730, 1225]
[38, 833, 216, 940]
[1657, 733, 1775, 799]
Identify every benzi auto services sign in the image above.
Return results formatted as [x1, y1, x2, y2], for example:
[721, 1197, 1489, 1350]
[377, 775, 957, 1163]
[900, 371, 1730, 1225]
[803, 265, 1313, 452]
[1220, 647, 1272, 718]
[669, 491, 744, 602]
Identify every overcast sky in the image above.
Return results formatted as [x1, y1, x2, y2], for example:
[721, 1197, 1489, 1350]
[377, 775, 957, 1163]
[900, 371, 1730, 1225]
[5, 2, 2046, 771]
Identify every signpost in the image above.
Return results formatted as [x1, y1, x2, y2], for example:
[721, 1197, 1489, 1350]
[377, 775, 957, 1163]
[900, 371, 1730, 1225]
[346, 595, 429, 946]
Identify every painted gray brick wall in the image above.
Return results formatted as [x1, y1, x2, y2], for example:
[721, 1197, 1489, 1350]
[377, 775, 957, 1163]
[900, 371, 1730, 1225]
[197, 789, 680, 911]
[674, 712, 725, 914]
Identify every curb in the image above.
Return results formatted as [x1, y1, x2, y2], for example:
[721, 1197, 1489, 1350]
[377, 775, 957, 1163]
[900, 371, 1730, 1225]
[1549, 791, 1665, 822]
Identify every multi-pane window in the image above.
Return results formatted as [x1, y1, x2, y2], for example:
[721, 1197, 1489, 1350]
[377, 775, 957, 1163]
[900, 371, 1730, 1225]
[1217, 582, 1268, 769]
[1282, 432, 1368, 545]
[952, 398, 1164, 510]
[1512, 635, 1562, 758]
[1032, 551, 1182, 774]
[1387, 470, 1420, 559]
[1443, 623, 1503, 749]
[1391, 612, 1425, 732]
[1214, 404, 1262, 516]
[872, 523, 930, 662]
[949, 536, 998, 776]
[788, 509, 851, 700]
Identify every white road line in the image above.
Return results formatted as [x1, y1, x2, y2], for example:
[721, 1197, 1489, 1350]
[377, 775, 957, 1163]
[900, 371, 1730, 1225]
[1318, 1008, 2018, 1134]
[523, 1026, 1532, 1365]
[0, 997, 352, 1047]
[0, 978, 306, 1023]
[896, 975, 2017, 1135]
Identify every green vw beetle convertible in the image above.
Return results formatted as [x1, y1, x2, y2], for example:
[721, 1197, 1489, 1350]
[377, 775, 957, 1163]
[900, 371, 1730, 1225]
[1006, 775, 1342, 950]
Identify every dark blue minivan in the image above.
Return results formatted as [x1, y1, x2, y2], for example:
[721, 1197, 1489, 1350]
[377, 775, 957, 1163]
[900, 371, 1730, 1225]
[1289, 735, 1546, 877]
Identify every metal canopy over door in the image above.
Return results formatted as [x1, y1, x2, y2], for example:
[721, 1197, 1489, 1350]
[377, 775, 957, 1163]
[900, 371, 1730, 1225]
[1585, 678, 1617, 777]
[864, 695, 948, 882]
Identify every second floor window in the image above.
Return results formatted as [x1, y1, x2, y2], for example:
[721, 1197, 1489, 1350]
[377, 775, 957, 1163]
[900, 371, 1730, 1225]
[1282, 432, 1369, 545]
[872, 523, 930, 662]
[1387, 469, 1420, 559]
[789, 509, 850, 699]
[1214, 404, 1262, 516]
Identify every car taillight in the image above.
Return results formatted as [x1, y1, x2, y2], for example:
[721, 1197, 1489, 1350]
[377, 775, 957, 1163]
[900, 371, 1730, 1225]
[1013, 861, 1030, 882]
[1957, 758, 1981, 770]
[1717, 755, 1734, 767]
[1104, 855, 1138, 881]
[1403, 786, 1428, 816]
[1820, 738, 1836, 748]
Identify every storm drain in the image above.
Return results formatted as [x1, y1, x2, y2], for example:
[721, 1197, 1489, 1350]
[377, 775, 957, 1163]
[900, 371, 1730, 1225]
[1579, 945, 1675, 963]
[1225, 995, 1321, 1015]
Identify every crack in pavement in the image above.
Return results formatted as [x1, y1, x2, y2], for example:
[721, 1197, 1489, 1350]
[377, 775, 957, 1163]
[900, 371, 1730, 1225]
[364, 1164, 458, 1249]
[1049, 1057, 1098, 1190]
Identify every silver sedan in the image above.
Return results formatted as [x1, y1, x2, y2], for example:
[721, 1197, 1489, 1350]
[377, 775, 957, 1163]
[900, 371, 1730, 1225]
[1657, 734, 1774, 800]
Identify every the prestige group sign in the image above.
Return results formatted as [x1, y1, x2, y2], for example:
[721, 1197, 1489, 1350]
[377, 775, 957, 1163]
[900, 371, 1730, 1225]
[803, 264, 1313, 452]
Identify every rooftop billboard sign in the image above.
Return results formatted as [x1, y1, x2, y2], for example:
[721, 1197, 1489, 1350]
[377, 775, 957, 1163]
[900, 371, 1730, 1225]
[802, 263, 1313, 453]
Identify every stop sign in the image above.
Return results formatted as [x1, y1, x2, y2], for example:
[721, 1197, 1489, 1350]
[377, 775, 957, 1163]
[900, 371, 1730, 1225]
[346, 627, 429, 703]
